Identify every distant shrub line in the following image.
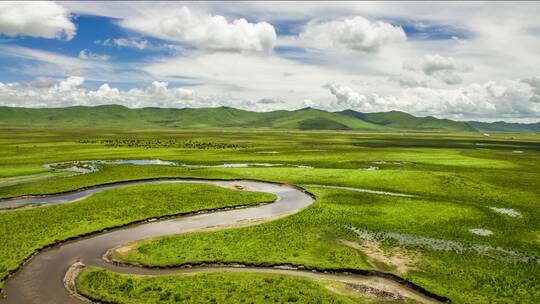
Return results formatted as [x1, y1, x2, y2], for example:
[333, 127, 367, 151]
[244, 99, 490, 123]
[78, 139, 243, 149]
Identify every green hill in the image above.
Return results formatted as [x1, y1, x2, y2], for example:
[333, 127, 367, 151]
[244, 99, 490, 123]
[340, 110, 476, 132]
[0, 105, 141, 128]
[268, 108, 382, 130]
[0, 105, 383, 131]
[0, 104, 538, 133]
[140, 107, 268, 128]
[0, 105, 263, 129]
[468, 121, 540, 133]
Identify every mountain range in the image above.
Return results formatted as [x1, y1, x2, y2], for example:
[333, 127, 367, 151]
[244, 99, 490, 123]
[0, 105, 539, 133]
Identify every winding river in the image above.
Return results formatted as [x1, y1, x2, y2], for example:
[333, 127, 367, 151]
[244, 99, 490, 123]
[0, 179, 448, 304]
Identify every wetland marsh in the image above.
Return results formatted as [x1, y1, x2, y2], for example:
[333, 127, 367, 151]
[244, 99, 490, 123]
[0, 127, 538, 303]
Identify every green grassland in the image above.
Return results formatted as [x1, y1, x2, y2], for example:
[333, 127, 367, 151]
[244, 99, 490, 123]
[0, 126, 539, 303]
[113, 188, 539, 303]
[76, 267, 383, 304]
[0, 183, 275, 288]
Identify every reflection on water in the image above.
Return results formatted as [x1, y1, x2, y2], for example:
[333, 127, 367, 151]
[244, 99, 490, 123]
[43, 159, 313, 174]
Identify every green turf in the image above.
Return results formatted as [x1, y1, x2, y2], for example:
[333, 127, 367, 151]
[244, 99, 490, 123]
[76, 267, 376, 304]
[0, 183, 275, 288]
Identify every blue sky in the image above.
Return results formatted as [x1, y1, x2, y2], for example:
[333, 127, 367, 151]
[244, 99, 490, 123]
[0, 14, 183, 89]
[0, 1, 539, 122]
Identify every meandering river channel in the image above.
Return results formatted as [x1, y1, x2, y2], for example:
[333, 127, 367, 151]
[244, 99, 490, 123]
[0, 178, 448, 304]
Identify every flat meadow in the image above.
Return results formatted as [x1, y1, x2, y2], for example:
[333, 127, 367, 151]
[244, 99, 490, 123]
[0, 127, 539, 303]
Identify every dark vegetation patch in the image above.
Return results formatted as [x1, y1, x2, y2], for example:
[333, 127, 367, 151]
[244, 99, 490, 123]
[298, 118, 351, 131]
[352, 137, 540, 151]
[78, 139, 243, 149]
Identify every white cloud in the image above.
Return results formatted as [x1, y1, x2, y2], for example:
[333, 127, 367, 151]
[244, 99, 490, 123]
[522, 76, 540, 103]
[142, 52, 361, 107]
[0, 44, 99, 71]
[57, 76, 84, 91]
[1, 74, 539, 122]
[120, 6, 276, 52]
[325, 80, 540, 120]
[97, 38, 149, 50]
[78, 49, 111, 61]
[111, 38, 148, 49]
[0, 1, 75, 40]
[30, 77, 57, 88]
[436, 71, 463, 85]
[0, 76, 210, 109]
[62, 2, 540, 83]
[299, 16, 406, 53]
[95, 37, 187, 54]
[325, 82, 369, 109]
[404, 54, 472, 75]
[389, 75, 427, 88]
[404, 54, 472, 85]
[303, 99, 315, 107]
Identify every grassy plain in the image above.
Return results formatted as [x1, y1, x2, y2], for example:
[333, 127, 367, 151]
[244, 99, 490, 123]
[76, 267, 381, 304]
[114, 188, 539, 303]
[0, 126, 539, 303]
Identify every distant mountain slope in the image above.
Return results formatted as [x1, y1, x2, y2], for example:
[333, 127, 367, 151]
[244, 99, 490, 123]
[0, 105, 143, 128]
[340, 110, 476, 132]
[0, 105, 538, 133]
[268, 108, 383, 130]
[141, 107, 269, 128]
[0, 105, 383, 130]
[468, 121, 540, 133]
[0, 105, 266, 129]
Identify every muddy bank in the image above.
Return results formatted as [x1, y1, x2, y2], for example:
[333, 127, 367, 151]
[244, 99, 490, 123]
[71, 263, 450, 304]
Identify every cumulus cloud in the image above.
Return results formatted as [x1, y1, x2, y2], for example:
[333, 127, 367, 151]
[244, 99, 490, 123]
[78, 49, 111, 61]
[325, 82, 369, 109]
[325, 79, 540, 120]
[2, 75, 540, 121]
[404, 54, 473, 85]
[57, 76, 84, 91]
[299, 16, 406, 53]
[303, 99, 315, 107]
[404, 54, 473, 75]
[436, 71, 463, 85]
[0, 1, 75, 40]
[0, 76, 219, 109]
[120, 7, 276, 52]
[522, 76, 540, 103]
